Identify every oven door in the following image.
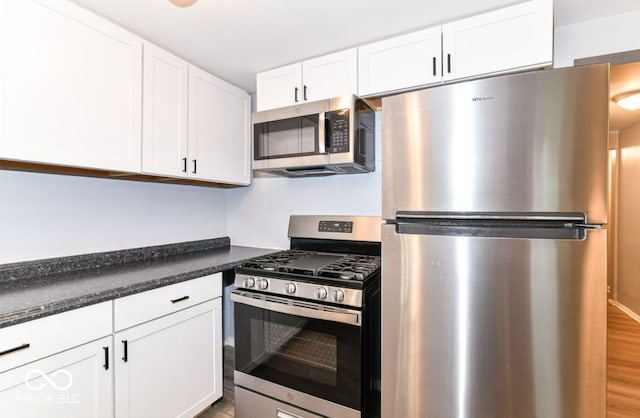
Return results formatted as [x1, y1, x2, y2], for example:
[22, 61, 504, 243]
[231, 290, 362, 417]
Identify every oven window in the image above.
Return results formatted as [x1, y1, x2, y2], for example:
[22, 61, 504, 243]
[235, 302, 361, 410]
[254, 115, 319, 160]
[263, 322, 337, 386]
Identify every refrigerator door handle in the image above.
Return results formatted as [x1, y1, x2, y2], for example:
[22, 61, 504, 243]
[395, 210, 586, 222]
[392, 220, 590, 240]
[568, 223, 604, 229]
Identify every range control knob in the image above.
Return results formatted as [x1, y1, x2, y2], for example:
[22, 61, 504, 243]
[332, 289, 345, 303]
[243, 277, 256, 288]
[314, 287, 328, 300]
[284, 282, 297, 294]
[257, 278, 269, 290]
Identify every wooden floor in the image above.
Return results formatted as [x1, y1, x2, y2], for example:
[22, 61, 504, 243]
[197, 304, 640, 418]
[607, 302, 640, 417]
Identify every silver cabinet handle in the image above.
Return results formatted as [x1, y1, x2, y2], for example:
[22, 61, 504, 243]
[277, 409, 302, 418]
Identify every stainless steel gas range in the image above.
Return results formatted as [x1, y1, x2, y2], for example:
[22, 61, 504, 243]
[231, 215, 381, 418]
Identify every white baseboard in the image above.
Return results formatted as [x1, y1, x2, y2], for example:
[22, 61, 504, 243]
[609, 299, 640, 324]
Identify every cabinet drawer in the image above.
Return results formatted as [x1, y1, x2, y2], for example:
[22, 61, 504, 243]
[0, 302, 112, 373]
[114, 273, 221, 331]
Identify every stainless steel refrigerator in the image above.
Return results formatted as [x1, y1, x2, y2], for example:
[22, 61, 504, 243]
[381, 64, 609, 418]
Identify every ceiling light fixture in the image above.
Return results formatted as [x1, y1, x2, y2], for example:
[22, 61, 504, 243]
[168, 0, 198, 7]
[614, 90, 640, 111]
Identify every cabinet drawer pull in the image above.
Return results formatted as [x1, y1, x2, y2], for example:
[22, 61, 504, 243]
[122, 340, 128, 362]
[182, 157, 187, 173]
[294, 87, 299, 103]
[192, 159, 197, 174]
[0, 343, 30, 357]
[103, 346, 109, 370]
[432, 56, 436, 76]
[171, 295, 190, 304]
[303, 85, 308, 101]
[447, 53, 451, 74]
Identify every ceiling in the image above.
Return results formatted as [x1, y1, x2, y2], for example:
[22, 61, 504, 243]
[72, 0, 640, 94]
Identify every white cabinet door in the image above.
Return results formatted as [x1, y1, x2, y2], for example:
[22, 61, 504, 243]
[0, 336, 113, 418]
[114, 299, 222, 418]
[358, 27, 442, 96]
[256, 49, 358, 111]
[142, 42, 189, 178]
[256, 63, 302, 111]
[442, 0, 552, 82]
[0, 0, 142, 172]
[302, 48, 358, 102]
[188, 66, 251, 185]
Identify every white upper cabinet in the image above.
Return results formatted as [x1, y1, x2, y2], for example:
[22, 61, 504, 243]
[142, 44, 251, 185]
[301, 49, 358, 103]
[256, 63, 302, 111]
[188, 66, 251, 185]
[256, 48, 357, 111]
[0, 0, 142, 172]
[358, 27, 442, 96]
[442, 0, 553, 82]
[141, 43, 189, 178]
[355, 0, 552, 97]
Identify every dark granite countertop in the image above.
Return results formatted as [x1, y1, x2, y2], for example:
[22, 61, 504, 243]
[0, 239, 277, 329]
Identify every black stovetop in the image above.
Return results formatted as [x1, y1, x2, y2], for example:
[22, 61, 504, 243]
[239, 249, 381, 282]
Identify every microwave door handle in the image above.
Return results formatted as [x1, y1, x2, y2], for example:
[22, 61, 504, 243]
[318, 112, 327, 154]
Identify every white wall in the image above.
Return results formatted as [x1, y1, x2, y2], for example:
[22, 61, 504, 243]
[554, 10, 640, 68]
[0, 170, 228, 263]
[227, 112, 382, 249]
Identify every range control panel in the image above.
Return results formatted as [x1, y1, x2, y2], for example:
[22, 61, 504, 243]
[318, 220, 353, 233]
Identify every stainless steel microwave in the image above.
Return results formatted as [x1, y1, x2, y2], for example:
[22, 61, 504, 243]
[252, 95, 375, 177]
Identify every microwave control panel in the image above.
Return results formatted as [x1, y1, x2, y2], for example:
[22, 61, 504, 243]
[326, 110, 350, 153]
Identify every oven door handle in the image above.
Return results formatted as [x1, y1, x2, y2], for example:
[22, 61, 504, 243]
[231, 291, 361, 326]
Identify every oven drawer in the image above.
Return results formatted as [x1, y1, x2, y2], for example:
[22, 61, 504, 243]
[235, 386, 324, 418]
[114, 273, 221, 331]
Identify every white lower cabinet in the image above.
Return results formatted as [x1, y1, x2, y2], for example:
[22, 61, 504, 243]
[114, 274, 223, 418]
[0, 302, 114, 418]
[0, 274, 223, 418]
[0, 336, 113, 418]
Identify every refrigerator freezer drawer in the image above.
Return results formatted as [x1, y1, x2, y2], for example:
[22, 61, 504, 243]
[381, 64, 609, 224]
[381, 224, 606, 418]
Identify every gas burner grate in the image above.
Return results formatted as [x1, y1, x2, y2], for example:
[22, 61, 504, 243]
[317, 255, 380, 281]
[241, 251, 381, 281]
[241, 250, 310, 271]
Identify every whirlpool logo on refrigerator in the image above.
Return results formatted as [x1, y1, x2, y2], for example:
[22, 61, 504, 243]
[472, 96, 495, 102]
[17, 368, 81, 405]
